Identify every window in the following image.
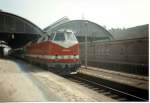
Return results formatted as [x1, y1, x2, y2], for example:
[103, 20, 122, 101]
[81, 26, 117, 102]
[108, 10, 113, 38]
[49, 33, 55, 40]
[37, 37, 43, 43]
[54, 33, 65, 41]
[66, 32, 77, 41]
[43, 36, 48, 41]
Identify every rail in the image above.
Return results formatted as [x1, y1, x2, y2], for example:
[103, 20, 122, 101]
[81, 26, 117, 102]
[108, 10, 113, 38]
[64, 73, 148, 101]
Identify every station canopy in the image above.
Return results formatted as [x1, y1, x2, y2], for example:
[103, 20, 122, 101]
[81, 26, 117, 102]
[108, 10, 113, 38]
[44, 18, 113, 42]
[0, 11, 43, 49]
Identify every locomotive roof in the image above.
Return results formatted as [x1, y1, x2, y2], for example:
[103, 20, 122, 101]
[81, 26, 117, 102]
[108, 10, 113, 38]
[54, 29, 74, 33]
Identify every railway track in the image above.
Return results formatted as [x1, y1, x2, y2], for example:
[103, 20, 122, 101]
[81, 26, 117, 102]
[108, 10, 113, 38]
[64, 73, 148, 101]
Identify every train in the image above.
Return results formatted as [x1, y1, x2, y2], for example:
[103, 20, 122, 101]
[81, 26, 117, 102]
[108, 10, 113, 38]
[9, 29, 81, 75]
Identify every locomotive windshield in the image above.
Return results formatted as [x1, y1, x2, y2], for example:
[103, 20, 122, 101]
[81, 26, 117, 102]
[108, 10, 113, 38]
[50, 30, 78, 42]
[49, 32, 55, 40]
[65, 32, 77, 41]
[54, 33, 65, 41]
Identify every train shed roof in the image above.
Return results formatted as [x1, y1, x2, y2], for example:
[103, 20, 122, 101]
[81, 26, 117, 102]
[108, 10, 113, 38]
[0, 11, 43, 48]
[44, 19, 113, 42]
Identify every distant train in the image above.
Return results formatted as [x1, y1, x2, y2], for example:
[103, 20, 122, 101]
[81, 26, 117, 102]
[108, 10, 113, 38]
[10, 29, 81, 75]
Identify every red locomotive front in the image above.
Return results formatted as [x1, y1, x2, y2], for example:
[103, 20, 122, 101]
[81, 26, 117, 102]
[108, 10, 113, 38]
[25, 29, 80, 74]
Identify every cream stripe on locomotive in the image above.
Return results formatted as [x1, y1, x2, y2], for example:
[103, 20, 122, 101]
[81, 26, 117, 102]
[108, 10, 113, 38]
[26, 54, 79, 59]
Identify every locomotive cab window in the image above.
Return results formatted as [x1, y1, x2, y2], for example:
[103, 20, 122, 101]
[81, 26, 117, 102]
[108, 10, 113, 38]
[65, 32, 77, 41]
[49, 32, 55, 40]
[54, 33, 65, 41]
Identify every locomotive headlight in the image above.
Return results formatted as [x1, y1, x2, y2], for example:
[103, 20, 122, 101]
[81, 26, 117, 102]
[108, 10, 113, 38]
[75, 55, 79, 59]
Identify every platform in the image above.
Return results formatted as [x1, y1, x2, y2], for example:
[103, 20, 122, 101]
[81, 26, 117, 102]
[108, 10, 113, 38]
[0, 58, 116, 101]
[79, 66, 148, 90]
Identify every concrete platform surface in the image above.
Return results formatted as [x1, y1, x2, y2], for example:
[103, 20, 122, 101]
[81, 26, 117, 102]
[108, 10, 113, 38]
[0, 59, 47, 101]
[79, 66, 148, 90]
[0, 58, 116, 102]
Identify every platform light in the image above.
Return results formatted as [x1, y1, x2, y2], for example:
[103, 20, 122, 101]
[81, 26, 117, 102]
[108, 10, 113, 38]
[12, 34, 14, 39]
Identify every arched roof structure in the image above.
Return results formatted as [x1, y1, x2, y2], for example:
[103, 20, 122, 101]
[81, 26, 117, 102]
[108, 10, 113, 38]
[44, 20, 113, 42]
[0, 11, 43, 48]
[0, 11, 43, 34]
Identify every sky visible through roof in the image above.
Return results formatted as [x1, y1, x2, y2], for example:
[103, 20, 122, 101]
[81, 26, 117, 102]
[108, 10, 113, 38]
[0, 0, 149, 29]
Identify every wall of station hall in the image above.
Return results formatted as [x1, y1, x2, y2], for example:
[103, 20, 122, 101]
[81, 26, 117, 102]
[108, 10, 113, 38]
[80, 38, 148, 76]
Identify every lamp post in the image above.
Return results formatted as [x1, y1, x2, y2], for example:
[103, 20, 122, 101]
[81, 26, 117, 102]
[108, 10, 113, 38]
[84, 21, 88, 69]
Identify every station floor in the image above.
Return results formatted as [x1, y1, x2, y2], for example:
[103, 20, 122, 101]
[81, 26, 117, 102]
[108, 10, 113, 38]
[80, 66, 148, 90]
[0, 58, 116, 102]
